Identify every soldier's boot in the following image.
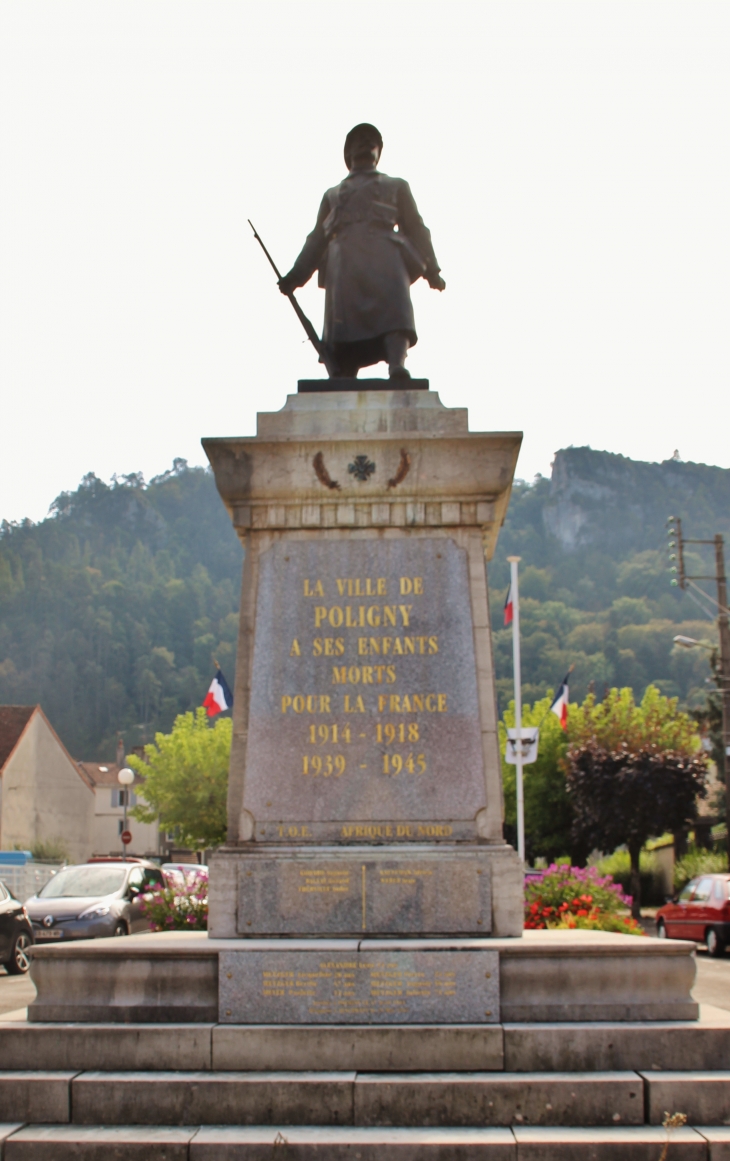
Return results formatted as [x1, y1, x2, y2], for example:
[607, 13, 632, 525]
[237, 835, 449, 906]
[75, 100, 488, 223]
[384, 332, 411, 380]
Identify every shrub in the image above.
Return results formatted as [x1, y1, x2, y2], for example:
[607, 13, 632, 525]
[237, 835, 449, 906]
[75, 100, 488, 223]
[592, 848, 666, 907]
[20, 838, 69, 863]
[674, 846, 728, 891]
[525, 863, 644, 935]
[140, 868, 208, 931]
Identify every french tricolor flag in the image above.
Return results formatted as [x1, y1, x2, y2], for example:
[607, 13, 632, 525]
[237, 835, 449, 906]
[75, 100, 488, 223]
[203, 667, 233, 717]
[550, 673, 570, 730]
[503, 582, 514, 627]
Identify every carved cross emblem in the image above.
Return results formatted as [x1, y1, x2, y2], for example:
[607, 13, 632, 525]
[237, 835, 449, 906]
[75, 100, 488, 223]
[348, 455, 376, 482]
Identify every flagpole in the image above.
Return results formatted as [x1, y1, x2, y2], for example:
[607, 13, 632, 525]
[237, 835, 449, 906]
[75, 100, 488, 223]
[507, 555, 525, 863]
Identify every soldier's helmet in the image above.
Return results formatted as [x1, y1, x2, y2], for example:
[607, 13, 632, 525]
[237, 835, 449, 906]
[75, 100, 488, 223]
[344, 123, 383, 166]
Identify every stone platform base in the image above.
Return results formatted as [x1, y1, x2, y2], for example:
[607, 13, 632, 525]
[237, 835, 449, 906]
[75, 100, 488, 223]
[2, 1007, 730, 1158]
[28, 929, 698, 1024]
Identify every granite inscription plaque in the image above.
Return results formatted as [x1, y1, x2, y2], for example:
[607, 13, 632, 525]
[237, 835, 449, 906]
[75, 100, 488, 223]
[219, 947, 500, 1024]
[243, 538, 486, 841]
[237, 850, 492, 936]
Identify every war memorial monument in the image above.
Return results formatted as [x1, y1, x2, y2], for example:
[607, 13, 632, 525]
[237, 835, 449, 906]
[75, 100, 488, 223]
[4, 123, 730, 1157]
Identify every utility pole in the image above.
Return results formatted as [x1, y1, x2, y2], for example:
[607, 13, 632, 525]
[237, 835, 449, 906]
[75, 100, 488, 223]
[669, 518, 730, 858]
[715, 535, 730, 860]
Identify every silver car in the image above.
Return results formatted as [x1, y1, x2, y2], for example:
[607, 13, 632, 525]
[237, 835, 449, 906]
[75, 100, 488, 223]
[25, 860, 164, 943]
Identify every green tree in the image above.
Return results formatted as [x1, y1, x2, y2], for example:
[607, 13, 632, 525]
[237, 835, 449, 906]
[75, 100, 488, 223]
[129, 708, 230, 851]
[566, 686, 707, 917]
[499, 696, 572, 863]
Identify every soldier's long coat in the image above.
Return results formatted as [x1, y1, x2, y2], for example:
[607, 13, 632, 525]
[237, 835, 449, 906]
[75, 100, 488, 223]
[287, 169, 440, 351]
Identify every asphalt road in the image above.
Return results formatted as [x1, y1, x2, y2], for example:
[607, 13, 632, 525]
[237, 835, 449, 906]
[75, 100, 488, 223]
[3, 943, 730, 1019]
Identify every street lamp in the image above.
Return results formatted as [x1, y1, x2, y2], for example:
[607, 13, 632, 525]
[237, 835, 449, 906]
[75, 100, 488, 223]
[673, 635, 713, 651]
[118, 767, 134, 861]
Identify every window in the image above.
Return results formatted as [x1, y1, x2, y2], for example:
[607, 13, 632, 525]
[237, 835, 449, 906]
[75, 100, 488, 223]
[679, 880, 697, 902]
[713, 879, 726, 902]
[692, 877, 714, 903]
[112, 789, 137, 808]
[113, 789, 135, 808]
[40, 866, 126, 898]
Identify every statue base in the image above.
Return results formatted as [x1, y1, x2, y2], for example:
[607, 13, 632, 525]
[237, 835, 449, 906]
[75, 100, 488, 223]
[298, 378, 429, 392]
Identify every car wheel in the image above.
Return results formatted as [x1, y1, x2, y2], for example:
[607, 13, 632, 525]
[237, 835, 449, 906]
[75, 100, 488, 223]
[113, 922, 128, 937]
[707, 928, 725, 957]
[657, 921, 667, 939]
[6, 932, 32, 975]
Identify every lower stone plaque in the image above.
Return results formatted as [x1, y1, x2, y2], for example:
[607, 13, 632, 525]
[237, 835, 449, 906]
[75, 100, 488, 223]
[219, 947, 500, 1024]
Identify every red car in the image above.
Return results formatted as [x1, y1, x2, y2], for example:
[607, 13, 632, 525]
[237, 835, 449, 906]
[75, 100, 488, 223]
[656, 874, 730, 956]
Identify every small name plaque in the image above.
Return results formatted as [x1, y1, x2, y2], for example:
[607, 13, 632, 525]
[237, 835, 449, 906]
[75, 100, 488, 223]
[219, 947, 500, 1024]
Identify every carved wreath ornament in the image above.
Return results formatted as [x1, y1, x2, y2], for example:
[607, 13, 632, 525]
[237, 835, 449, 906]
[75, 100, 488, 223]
[312, 448, 410, 490]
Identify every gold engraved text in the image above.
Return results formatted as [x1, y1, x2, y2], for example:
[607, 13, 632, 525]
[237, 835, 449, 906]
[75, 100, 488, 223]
[314, 605, 412, 629]
[358, 636, 438, 656]
[332, 665, 396, 685]
[377, 693, 447, 713]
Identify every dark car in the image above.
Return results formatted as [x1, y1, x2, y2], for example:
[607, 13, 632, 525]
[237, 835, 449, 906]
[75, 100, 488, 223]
[0, 879, 34, 974]
[24, 860, 165, 944]
[656, 873, 730, 957]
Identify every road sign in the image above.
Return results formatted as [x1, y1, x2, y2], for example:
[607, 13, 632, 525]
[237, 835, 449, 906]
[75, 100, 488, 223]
[504, 728, 540, 766]
[121, 830, 132, 846]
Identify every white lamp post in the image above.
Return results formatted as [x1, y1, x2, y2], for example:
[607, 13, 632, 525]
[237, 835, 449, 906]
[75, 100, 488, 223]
[507, 555, 525, 863]
[118, 767, 134, 861]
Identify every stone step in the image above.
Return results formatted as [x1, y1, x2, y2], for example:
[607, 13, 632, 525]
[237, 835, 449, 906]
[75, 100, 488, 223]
[3, 1124, 196, 1159]
[352, 1071, 642, 1128]
[214, 1022, 504, 1072]
[504, 1008, 730, 1073]
[0, 1072, 76, 1124]
[66, 1070, 642, 1128]
[641, 1070, 730, 1126]
[0, 1023, 213, 1072]
[70, 1070, 354, 1128]
[511, 1125, 711, 1158]
[3, 1123, 728, 1159]
[3, 1007, 730, 1073]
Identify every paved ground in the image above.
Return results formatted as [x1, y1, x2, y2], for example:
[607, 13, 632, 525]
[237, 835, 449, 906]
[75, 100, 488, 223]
[691, 952, 730, 1012]
[3, 940, 730, 1018]
[0, 967, 36, 1017]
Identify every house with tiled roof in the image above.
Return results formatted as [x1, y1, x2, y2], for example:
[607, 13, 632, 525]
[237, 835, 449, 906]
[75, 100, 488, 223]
[77, 759, 161, 858]
[0, 705, 95, 863]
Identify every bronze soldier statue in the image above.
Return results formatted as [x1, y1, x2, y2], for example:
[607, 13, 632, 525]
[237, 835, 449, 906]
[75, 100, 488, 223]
[278, 123, 445, 380]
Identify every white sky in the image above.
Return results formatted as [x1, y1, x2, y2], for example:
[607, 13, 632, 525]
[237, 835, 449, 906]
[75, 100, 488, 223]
[1, 2, 728, 524]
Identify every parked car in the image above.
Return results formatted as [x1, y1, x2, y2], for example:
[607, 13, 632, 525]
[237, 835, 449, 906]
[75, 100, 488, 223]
[656, 874, 730, 956]
[162, 862, 208, 886]
[24, 860, 165, 944]
[0, 879, 34, 974]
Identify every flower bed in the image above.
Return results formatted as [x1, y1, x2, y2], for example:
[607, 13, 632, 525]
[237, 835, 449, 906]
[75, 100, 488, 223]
[525, 863, 644, 935]
[140, 867, 208, 931]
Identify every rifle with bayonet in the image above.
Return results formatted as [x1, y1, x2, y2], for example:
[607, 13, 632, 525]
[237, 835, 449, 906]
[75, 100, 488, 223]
[248, 219, 336, 378]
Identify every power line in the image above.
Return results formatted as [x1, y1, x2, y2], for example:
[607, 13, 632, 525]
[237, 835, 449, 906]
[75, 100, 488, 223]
[683, 586, 718, 622]
[687, 577, 730, 619]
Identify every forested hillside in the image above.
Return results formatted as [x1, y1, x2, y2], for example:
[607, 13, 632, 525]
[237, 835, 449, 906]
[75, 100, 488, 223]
[0, 448, 727, 759]
[0, 462, 243, 758]
[490, 448, 729, 714]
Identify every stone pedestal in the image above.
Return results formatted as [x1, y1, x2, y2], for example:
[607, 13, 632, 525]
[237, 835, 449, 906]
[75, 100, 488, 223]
[203, 387, 524, 957]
